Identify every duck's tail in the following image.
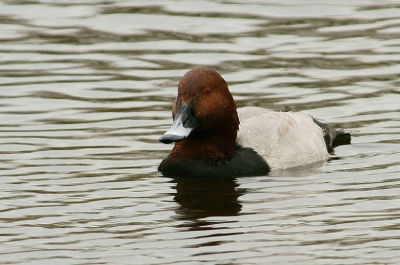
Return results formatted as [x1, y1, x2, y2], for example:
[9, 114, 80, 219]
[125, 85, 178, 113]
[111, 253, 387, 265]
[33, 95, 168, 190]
[313, 118, 351, 154]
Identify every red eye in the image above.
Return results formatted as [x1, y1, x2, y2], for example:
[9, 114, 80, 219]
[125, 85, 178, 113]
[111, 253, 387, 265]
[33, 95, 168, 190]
[205, 88, 211, 96]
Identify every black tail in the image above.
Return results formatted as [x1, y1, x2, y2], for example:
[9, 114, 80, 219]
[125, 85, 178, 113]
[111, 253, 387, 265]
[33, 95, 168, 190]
[313, 119, 351, 154]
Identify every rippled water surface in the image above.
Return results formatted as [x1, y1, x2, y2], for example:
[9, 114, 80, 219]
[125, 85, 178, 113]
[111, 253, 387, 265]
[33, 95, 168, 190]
[1, 0, 400, 264]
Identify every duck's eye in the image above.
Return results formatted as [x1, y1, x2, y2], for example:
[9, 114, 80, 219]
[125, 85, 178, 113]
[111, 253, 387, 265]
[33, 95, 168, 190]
[205, 88, 211, 96]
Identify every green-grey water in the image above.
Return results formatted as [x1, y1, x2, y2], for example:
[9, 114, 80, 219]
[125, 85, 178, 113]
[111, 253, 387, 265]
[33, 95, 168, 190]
[1, 1, 400, 264]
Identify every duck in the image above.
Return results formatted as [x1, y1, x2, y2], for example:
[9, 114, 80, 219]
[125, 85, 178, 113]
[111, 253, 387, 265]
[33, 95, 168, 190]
[158, 68, 351, 178]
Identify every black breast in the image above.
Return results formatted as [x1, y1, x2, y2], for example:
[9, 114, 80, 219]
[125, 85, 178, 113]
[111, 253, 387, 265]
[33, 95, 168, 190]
[158, 145, 270, 178]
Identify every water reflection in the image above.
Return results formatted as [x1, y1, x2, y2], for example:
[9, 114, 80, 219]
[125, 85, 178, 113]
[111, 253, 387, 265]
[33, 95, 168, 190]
[1, 0, 400, 264]
[170, 162, 326, 223]
[173, 177, 244, 220]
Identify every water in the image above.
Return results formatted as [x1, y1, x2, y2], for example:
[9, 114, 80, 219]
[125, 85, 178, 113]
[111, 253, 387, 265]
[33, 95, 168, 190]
[1, 0, 400, 264]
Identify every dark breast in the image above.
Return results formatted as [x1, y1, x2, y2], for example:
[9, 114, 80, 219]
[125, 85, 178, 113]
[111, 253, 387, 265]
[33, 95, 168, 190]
[158, 145, 270, 178]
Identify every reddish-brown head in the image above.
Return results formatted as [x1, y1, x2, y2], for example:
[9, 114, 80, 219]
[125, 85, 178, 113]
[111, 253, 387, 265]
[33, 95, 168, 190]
[163, 68, 239, 161]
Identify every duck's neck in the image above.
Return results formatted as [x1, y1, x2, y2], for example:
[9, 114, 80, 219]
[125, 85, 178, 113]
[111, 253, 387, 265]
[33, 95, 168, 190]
[170, 128, 237, 162]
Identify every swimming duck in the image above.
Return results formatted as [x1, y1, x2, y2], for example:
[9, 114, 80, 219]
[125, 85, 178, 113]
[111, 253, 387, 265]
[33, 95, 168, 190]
[158, 68, 351, 177]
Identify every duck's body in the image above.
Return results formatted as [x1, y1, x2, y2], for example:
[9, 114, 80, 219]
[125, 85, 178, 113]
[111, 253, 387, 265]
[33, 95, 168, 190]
[158, 68, 351, 178]
[237, 107, 329, 170]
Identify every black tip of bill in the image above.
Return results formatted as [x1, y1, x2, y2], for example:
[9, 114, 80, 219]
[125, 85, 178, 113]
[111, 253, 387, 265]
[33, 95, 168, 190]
[159, 134, 186, 144]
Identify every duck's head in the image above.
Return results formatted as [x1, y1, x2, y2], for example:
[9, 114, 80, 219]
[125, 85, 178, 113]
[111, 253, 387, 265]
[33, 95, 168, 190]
[159, 68, 239, 159]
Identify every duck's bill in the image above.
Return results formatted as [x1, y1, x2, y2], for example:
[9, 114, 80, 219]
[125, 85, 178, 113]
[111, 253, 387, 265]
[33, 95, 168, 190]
[159, 98, 198, 144]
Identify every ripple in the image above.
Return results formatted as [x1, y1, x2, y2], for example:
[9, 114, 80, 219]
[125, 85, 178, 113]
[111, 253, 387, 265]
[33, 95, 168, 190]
[0, 1, 400, 264]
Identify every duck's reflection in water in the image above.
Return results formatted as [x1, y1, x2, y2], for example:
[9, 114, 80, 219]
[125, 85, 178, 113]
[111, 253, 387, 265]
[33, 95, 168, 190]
[172, 177, 244, 221]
